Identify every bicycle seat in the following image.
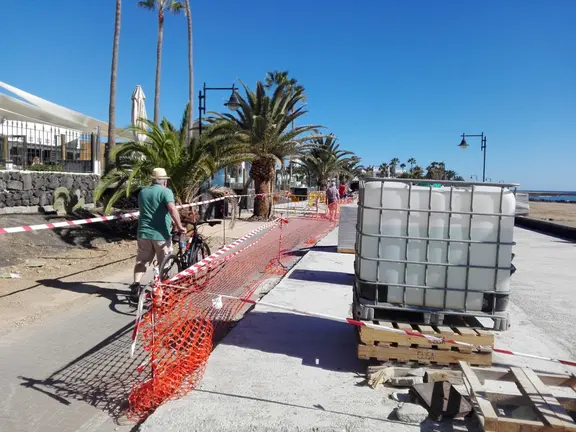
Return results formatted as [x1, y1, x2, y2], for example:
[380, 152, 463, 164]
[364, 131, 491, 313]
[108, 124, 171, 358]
[208, 220, 222, 227]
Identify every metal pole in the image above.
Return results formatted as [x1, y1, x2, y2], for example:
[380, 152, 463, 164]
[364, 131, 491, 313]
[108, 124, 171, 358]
[481, 134, 487, 182]
[198, 89, 203, 136]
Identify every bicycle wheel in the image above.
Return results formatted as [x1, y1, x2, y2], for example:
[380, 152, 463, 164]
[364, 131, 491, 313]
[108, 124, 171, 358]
[189, 241, 211, 266]
[159, 253, 182, 282]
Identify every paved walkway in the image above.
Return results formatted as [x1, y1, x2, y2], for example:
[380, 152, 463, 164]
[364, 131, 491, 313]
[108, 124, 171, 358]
[0, 220, 277, 432]
[142, 227, 576, 431]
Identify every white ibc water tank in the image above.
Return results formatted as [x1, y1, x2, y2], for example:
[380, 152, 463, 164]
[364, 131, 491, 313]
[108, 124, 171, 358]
[356, 180, 516, 311]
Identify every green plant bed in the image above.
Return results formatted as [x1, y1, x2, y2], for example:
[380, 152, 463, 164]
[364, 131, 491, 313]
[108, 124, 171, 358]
[28, 164, 64, 172]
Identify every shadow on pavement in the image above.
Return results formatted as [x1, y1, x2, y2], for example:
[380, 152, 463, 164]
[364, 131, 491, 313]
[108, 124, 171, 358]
[289, 269, 354, 285]
[0, 255, 135, 300]
[37, 278, 135, 316]
[218, 311, 363, 373]
[19, 321, 146, 425]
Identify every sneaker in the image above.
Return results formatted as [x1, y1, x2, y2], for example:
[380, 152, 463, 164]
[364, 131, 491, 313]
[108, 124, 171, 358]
[129, 283, 142, 304]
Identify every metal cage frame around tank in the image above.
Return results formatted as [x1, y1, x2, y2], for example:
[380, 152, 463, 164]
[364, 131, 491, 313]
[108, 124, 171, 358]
[354, 177, 520, 321]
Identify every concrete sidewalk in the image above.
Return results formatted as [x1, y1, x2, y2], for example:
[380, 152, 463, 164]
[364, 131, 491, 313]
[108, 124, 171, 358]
[142, 226, 576, 431]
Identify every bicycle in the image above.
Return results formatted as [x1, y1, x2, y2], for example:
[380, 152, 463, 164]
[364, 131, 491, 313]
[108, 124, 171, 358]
[159, 219, 222, 281]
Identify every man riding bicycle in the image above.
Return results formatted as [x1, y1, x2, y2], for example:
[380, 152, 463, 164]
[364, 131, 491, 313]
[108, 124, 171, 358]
[129, 167, 186, 303]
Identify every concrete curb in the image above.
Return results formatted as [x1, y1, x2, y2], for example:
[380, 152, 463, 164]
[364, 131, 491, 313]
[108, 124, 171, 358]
[515, 216, 576, 242]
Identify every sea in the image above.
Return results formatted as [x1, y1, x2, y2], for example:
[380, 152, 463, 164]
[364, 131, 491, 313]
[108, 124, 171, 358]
[519, 191, 576, 203]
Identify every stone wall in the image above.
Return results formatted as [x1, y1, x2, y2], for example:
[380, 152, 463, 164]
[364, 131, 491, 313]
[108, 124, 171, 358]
[0, 171, 99, 209]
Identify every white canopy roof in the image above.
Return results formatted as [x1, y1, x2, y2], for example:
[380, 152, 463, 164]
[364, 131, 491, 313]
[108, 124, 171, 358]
[0, 81, 132, 139]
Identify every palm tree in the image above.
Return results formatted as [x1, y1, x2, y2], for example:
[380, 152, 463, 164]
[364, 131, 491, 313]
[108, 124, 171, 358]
[407, 157, 416, 171]
[211, 81, 321, 218]
[138, 0, 185, 124]
[400, 163, 406, 174]
[298, 135, 354, 189]
[105, 0, 122, 171]
[184, 0, 193, 143]
[425, 161, 447, 180]
[389, 157, 400, 177]
[341, 156, 363, 183]
[411, 165, 424, 179]
[378, 162, 389, 177]
[264, 71, 304, 187]
[95, 104, 250, 212]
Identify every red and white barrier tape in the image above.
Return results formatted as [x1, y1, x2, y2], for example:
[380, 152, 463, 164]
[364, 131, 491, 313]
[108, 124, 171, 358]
[161, 289, 576, 368]
[0, 191, 285, 236]
[0, 196, 226, 235]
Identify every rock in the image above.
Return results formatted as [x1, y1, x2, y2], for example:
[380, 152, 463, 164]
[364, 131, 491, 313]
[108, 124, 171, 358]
[395, 403, 428, 424]
[389, 376, 424, 387]
[63, 176, 74, 189]
[22, 173, 32, 190]
[7, 180, 23, 190]
[39, 192, 49, 206]
[406, 368, 426, 378]
[30, 196, 40, 206]
[0, 180, 5, 190]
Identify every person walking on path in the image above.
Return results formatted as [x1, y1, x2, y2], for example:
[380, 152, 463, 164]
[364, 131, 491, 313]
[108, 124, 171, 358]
[129, 167, 186, 302]
[326, 182, 340, 221]
[339, 181, 347, 199]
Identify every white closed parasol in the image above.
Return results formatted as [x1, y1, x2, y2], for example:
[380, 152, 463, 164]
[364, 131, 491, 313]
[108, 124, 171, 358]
[131, 85, 148, 143]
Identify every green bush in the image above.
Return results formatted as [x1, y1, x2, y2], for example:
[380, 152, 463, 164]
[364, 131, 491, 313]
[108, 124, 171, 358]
[28, 164, 64, 172]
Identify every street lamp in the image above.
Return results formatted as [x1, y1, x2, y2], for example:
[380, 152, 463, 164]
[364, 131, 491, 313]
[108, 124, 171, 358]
[198, 83, 239, 135]
[458, 132, 487, 182]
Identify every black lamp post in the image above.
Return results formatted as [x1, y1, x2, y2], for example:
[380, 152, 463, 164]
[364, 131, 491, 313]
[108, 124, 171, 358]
[198, 83, 240, 135]
[458, 132, 487, 182]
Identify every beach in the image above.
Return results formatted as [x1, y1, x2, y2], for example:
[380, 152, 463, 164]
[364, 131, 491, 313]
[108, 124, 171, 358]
[528, 201, 576, 227]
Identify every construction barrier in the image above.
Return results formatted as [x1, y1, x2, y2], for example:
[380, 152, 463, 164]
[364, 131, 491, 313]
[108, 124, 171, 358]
[127, 215, 338, 420]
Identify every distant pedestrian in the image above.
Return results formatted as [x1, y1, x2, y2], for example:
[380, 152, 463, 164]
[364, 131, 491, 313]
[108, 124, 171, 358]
[339, 182, 347, 199]
[326, 182, 340, 221]
[129, 167, 186, 303]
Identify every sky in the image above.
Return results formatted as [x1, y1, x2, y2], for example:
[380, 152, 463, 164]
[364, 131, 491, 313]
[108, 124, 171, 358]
[1, 0, 575, 190]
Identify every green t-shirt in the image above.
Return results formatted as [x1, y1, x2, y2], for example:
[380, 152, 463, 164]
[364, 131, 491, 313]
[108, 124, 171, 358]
[137, 184, 175, 241]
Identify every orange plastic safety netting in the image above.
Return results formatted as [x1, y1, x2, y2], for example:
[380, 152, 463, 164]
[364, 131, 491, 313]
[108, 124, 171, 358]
[127, 216, 336, 420]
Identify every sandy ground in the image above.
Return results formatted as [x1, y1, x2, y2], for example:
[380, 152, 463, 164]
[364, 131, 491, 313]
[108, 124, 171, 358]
[528, 201, 576, 227]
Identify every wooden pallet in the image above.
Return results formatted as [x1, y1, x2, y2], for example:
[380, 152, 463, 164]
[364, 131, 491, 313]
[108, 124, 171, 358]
[460, 361, 576, 432]
[358, 320, 494, 366]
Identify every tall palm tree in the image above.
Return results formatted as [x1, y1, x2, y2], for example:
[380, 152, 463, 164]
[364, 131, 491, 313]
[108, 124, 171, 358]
[298, 135, 354, 189]
[264, 71, 305, 187]
[390, 157, 400, 177]
[95, 104, 250, 212]
[138, 0, 185, 124]
[184, 0, 193, 143]
[407, 157, 416, 171]
[106, 0, 122, 171]
[211, 81, 321, 218]
[400, 163, 406, 173]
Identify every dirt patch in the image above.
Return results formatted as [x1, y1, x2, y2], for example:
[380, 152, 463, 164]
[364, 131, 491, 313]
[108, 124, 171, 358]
[0, 212, 230, 336]
[528, 202, 576, 228]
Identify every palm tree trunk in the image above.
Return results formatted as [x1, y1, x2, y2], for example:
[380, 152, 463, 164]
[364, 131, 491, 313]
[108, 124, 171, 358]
[105, 0, 122, 173]
[184, 0, 193, 144]
[153, 10, 164, 124]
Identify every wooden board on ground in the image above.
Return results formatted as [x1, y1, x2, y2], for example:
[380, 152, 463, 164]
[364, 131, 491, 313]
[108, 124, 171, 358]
[460, 361, 576, 432]
[358, 321, 494, 366]
[337, 248, 354, 254]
